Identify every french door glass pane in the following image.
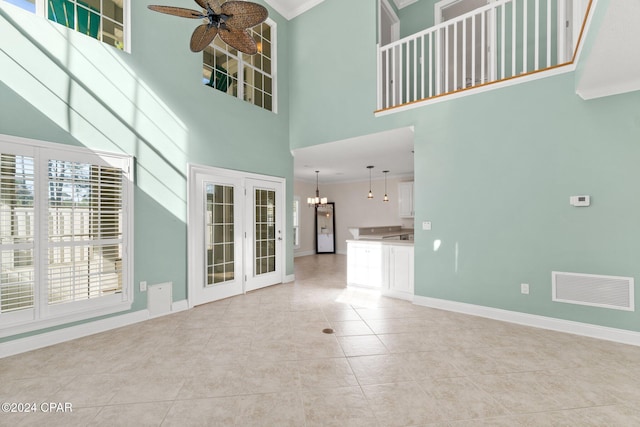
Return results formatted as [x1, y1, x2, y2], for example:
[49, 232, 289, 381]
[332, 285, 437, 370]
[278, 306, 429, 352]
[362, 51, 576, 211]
[206, 184, 234, 285]
[254, 188, 276, 276]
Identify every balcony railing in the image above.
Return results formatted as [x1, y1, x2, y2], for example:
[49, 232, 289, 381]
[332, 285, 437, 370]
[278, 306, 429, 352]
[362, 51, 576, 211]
[377, 0, 591, 111]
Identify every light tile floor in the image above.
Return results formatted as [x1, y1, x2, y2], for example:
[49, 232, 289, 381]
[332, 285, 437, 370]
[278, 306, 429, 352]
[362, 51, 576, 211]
[2, 254, 640, 426]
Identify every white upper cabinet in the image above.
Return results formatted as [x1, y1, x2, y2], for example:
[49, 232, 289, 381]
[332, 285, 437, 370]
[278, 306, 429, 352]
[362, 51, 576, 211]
[398, 182, 414, 218]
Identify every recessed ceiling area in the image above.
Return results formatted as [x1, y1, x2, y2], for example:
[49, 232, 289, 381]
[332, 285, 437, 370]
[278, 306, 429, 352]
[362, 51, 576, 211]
[292, 127, 415, 184]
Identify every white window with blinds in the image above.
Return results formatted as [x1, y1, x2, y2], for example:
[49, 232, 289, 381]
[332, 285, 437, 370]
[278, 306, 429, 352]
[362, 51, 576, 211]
[0, 135, 133, 336]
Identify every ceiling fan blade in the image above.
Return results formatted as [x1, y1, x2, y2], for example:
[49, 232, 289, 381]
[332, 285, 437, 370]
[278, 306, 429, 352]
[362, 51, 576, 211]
[221, 1, 268, 30]
[219, 28, 258, 55]
[148, 5, 205, 19]
[190, 24, 219, 52]
[194, 0, 222, 14]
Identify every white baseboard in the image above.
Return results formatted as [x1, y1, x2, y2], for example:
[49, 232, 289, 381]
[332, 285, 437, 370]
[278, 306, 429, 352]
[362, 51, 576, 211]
[413, 295, 640, 347]
[171, 299, 189, 312]
[0, 299, 190, 359]
[382, 290, 413, 301]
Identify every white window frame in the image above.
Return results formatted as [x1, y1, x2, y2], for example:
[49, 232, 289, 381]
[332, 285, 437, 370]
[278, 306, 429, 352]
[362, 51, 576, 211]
[203, 17, 277, 113]
[0, 134, 133, 338]
[293, 196, 300, 249]
[2, 0, 131, 52]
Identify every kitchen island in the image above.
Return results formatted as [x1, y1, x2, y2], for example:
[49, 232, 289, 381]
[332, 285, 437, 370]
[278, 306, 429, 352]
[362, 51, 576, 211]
[346, 239, 414, 301]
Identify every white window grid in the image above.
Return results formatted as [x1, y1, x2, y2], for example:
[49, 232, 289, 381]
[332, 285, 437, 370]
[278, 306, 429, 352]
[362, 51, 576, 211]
[2, 0, 131, 52]
[202, 19, 277, 112]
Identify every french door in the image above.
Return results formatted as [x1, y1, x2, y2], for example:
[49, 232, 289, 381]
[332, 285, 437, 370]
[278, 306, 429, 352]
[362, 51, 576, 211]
[188, 165, 285, 306]
[245, 178, 283, 292]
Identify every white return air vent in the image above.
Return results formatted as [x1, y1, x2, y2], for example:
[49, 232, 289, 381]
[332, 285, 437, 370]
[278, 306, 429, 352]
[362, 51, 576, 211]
[552, 272, 634, 311]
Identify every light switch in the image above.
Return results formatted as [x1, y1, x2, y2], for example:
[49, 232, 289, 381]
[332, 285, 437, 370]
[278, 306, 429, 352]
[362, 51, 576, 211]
[422, 221, 431, 230]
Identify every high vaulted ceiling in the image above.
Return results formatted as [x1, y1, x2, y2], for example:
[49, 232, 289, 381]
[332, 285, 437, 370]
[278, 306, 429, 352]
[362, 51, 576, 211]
[264, 0, 418, 20]
[265, 1, 416, 183]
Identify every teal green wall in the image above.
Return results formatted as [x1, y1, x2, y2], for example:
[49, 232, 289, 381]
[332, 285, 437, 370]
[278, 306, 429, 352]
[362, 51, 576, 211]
[412, 75, 640, 330]
[0, 1, 293, 341]
[3, 0, 639, 343]
[398, 0, 436, 38]
[290, 0, 640, 332]
[289, 0, 394, 149]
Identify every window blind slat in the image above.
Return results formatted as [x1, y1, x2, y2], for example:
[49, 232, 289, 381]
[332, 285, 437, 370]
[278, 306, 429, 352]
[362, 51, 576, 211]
[0, 153, 35, 314]
[47, 160, 124, 305]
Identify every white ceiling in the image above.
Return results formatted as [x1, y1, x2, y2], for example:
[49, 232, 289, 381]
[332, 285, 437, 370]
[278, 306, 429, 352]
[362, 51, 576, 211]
[292, 127, 415, 184]
[576, 0, 640, 100]
[264, 0, 417, 20]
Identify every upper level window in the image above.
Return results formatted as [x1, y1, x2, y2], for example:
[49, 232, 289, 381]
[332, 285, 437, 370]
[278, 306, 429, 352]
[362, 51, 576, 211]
[202, 19, 276, 112]
[3, 0, 130, 51]
[4, 0, 35, 12]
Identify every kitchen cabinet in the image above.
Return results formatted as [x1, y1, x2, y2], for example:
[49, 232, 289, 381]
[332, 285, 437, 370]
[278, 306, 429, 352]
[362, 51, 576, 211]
[347, 242, 384, 289]
[387, 244, 414, 299]
[398, 182, 414, 218]
[347, 240, 414, 300]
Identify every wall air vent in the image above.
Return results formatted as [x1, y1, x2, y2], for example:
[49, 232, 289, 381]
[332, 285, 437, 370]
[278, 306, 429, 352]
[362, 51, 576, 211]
[552, 272, 634, 311]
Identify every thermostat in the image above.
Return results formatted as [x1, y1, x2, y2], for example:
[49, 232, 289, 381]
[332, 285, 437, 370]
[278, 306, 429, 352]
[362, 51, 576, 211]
[570, 195, 590, 207]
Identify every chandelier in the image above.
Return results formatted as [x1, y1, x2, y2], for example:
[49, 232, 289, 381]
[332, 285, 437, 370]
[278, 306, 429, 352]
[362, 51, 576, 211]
[307, 171, 328, 207]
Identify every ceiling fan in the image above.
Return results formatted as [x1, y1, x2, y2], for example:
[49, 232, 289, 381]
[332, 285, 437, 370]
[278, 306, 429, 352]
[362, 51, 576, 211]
[148, 0, 268, 54]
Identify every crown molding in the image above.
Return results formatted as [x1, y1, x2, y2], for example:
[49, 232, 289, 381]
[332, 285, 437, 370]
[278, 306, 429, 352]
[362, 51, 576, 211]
[393, 0, 419, 9]
[265, 0, 325, 20]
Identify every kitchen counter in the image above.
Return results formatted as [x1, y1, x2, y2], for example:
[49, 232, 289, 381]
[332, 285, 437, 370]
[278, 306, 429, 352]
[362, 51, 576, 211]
[348, 226, 414, 241]
[346, 239, 414, 246]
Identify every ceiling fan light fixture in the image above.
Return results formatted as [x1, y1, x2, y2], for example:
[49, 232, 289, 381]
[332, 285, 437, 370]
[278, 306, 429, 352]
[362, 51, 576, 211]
[148, 0, 268, 54]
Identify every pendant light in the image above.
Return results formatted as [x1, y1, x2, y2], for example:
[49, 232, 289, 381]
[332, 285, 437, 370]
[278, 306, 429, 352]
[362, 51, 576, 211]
[367, 165, 374, 199]
[307, 171, 328, 207]
[382, 170, 389, 202]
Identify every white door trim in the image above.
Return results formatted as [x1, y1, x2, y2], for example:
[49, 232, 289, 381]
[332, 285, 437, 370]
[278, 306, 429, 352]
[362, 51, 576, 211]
[380, 0, 400, 44]
[187, 164, 287, 307]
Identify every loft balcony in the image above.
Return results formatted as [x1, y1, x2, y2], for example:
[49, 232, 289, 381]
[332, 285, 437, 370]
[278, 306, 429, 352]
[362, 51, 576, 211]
[376, 0, 592, 115]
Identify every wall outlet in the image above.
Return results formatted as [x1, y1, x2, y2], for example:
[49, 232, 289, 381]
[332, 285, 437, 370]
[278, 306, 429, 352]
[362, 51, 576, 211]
[140, 281, 147, 292]
[422, 221, 432, 230]
[520, 283, 529, 295]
